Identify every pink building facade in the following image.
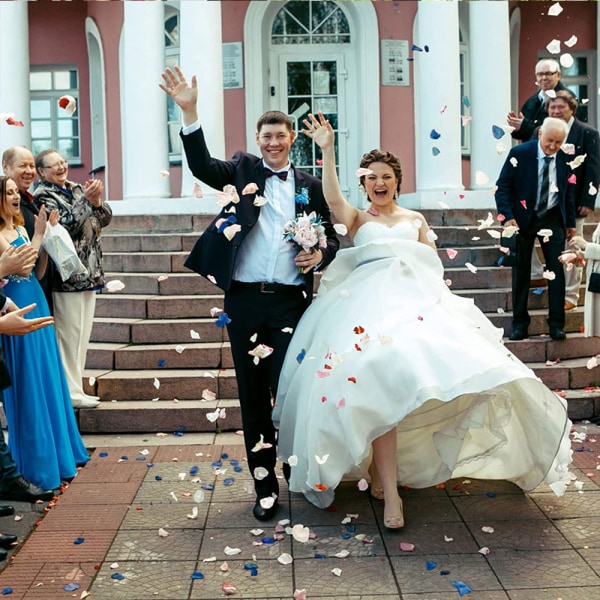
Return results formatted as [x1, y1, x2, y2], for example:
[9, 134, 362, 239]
[0, 0, 597, 213]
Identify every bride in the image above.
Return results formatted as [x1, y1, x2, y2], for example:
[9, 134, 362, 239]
[272, 112, 572, 530]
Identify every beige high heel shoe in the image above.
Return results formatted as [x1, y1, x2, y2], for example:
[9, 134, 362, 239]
[383, 497, 404, 530]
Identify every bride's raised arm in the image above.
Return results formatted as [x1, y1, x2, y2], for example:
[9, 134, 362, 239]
[302, 113, 359, 233]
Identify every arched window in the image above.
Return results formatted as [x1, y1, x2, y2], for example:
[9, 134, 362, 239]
[272, 0, 350, 45]
[165, 5, 181, 162]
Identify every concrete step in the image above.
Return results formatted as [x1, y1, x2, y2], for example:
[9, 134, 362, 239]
[77, 399, 242, 434]
[91, 317, 225, 344]
[101, 272, 217, 295]
[103, 251, 188, 274]
[102, 231, 199, 253]
[87, 342, 233, 371]
[486, 306, 584, 335]
[531, 356, 600, 391]
[90, 368, 238, 401]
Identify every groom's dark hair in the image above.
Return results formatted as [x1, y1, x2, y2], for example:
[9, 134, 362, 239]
[256, 111, 293, 133]
[359, 149, 403, 193]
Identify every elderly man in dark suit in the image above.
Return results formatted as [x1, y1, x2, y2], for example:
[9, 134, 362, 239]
[546, 91, 600, 309]
[496, 117, 576, 341]
[507, 59, 576, 142]
[161, 66, 339, 521]
[1, 147, 38, 240]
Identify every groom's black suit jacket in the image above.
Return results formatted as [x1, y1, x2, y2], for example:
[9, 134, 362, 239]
[181, 127, 339, 294]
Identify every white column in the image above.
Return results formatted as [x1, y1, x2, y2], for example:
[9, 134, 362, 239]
[469, 0, 511, 189]
[179, 0, 225, 199]
[121, 1, 170, 199]
[414, 0, 463, 192]
[0, 2, 30, 149]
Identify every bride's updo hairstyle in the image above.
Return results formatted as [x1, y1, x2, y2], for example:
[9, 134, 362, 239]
[358, 149, 402, 197]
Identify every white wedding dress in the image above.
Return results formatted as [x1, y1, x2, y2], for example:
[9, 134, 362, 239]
[273, 221, 573, 508]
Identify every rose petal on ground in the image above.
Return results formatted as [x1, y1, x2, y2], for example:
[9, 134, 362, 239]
[292, 524, 310, 543]
[487, 230, 501, 239]
[446, 248, 458, 259]
[587, 356, 598, 369]
[293, 590, 308, 600]
[400, 542, 415, 552]
[187, 506, 199, 519]
[278, 552, 293, 565]
[331, 567, 342, 576]
[190, 329, 200, 339]
[481, 526, 495, 533]
[210, 307, 223, 318]
[158, 528, 169, 537]
[221, 583, 237, 595]
[465, 262, 477, 273]
[260, 496, 276, 509]
[335, 549, 350, 558]
[224, 546, 242, 556]
[478, 546, 491, 555]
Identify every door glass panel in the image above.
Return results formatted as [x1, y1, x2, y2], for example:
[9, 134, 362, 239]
[31, 99, 51, 119]
[287, 62, 311, 96]
[287, 59, 339, 176]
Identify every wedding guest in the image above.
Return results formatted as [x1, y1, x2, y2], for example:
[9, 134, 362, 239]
[34, 149, 112, 409]
[495, 117, 576, 341]
[273, 113, 572, 530]
[0, 176, 89, 491]
[160, 66, 339, 521]
[569, 230, 600, 337]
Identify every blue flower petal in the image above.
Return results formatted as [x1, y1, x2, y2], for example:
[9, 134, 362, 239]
[492, 125, 505, 139]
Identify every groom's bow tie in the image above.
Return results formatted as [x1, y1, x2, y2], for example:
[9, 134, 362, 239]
[264, 168, 288, 181]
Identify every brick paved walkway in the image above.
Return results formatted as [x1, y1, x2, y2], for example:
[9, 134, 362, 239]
[0, 425, 597, 599]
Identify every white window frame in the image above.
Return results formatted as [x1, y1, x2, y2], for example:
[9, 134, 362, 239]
[29, 65, 81, 163]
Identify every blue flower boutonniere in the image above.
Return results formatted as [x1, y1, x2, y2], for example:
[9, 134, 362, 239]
[295, 187, 310, 206]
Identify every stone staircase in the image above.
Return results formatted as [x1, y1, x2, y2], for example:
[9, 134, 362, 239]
[79, 209, 600, 434]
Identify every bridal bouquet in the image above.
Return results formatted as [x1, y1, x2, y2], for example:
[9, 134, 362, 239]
[283, 211, 327, 255]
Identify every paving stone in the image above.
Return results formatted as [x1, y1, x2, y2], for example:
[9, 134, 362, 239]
[293, 556, 399, 596]
[205, 500, 291, 529]
[133, 480, 213, 505]
[290, 484, 377, 526]
[15, 563, 98, 599]
[56, 482, 139, 506]
[120, 503, 210, 530]
[579, 547, 600, 576]
[289, 525, 384, 558]
[0, 561, 45, 600]
[189, 559, 294, 599]
[506, 588, 600, 600]
[445, 477, 524, 496]
[210, 475, 278, 503]
[553, 517, 600, 548]
[452, 493, 547, 521]
[72, 459, 149, 483]
[199, 527, 291, 561]
[106, 528, 202, 561]
[530, 489, 600, 518]
[383, 495, 462, 525]
[15, 531, 116, 563]
[90, 560, 195, 599]
[382, 520, 479, 555]
[36, 503, 129, 532]
[141, 462, 217, 484]
[469, 519, 571, 551]
[487, 548, 600, 589]
[152, 444, 228, 463]
[390, 553, 503, 594]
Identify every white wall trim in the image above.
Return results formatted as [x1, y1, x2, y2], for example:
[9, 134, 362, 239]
[85, 17, 108, 196]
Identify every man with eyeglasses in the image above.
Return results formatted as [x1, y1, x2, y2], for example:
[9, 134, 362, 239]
[507, 59, 575, 142]
[2, 147, 39, 239]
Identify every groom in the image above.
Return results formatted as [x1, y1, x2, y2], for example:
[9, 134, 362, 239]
[161, 67, 339, 521]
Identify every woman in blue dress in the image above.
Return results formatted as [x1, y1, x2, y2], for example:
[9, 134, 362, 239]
[0, 176, 89, 490]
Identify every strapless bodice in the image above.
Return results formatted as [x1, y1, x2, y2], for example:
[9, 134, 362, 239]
[353, 220, 420, 247]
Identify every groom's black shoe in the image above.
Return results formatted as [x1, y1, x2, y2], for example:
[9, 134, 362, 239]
[508, 327, 528, 341]
[253, 497, 278, 521]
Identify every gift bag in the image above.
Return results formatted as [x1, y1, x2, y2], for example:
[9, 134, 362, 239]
[41, 222, 87, 281]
